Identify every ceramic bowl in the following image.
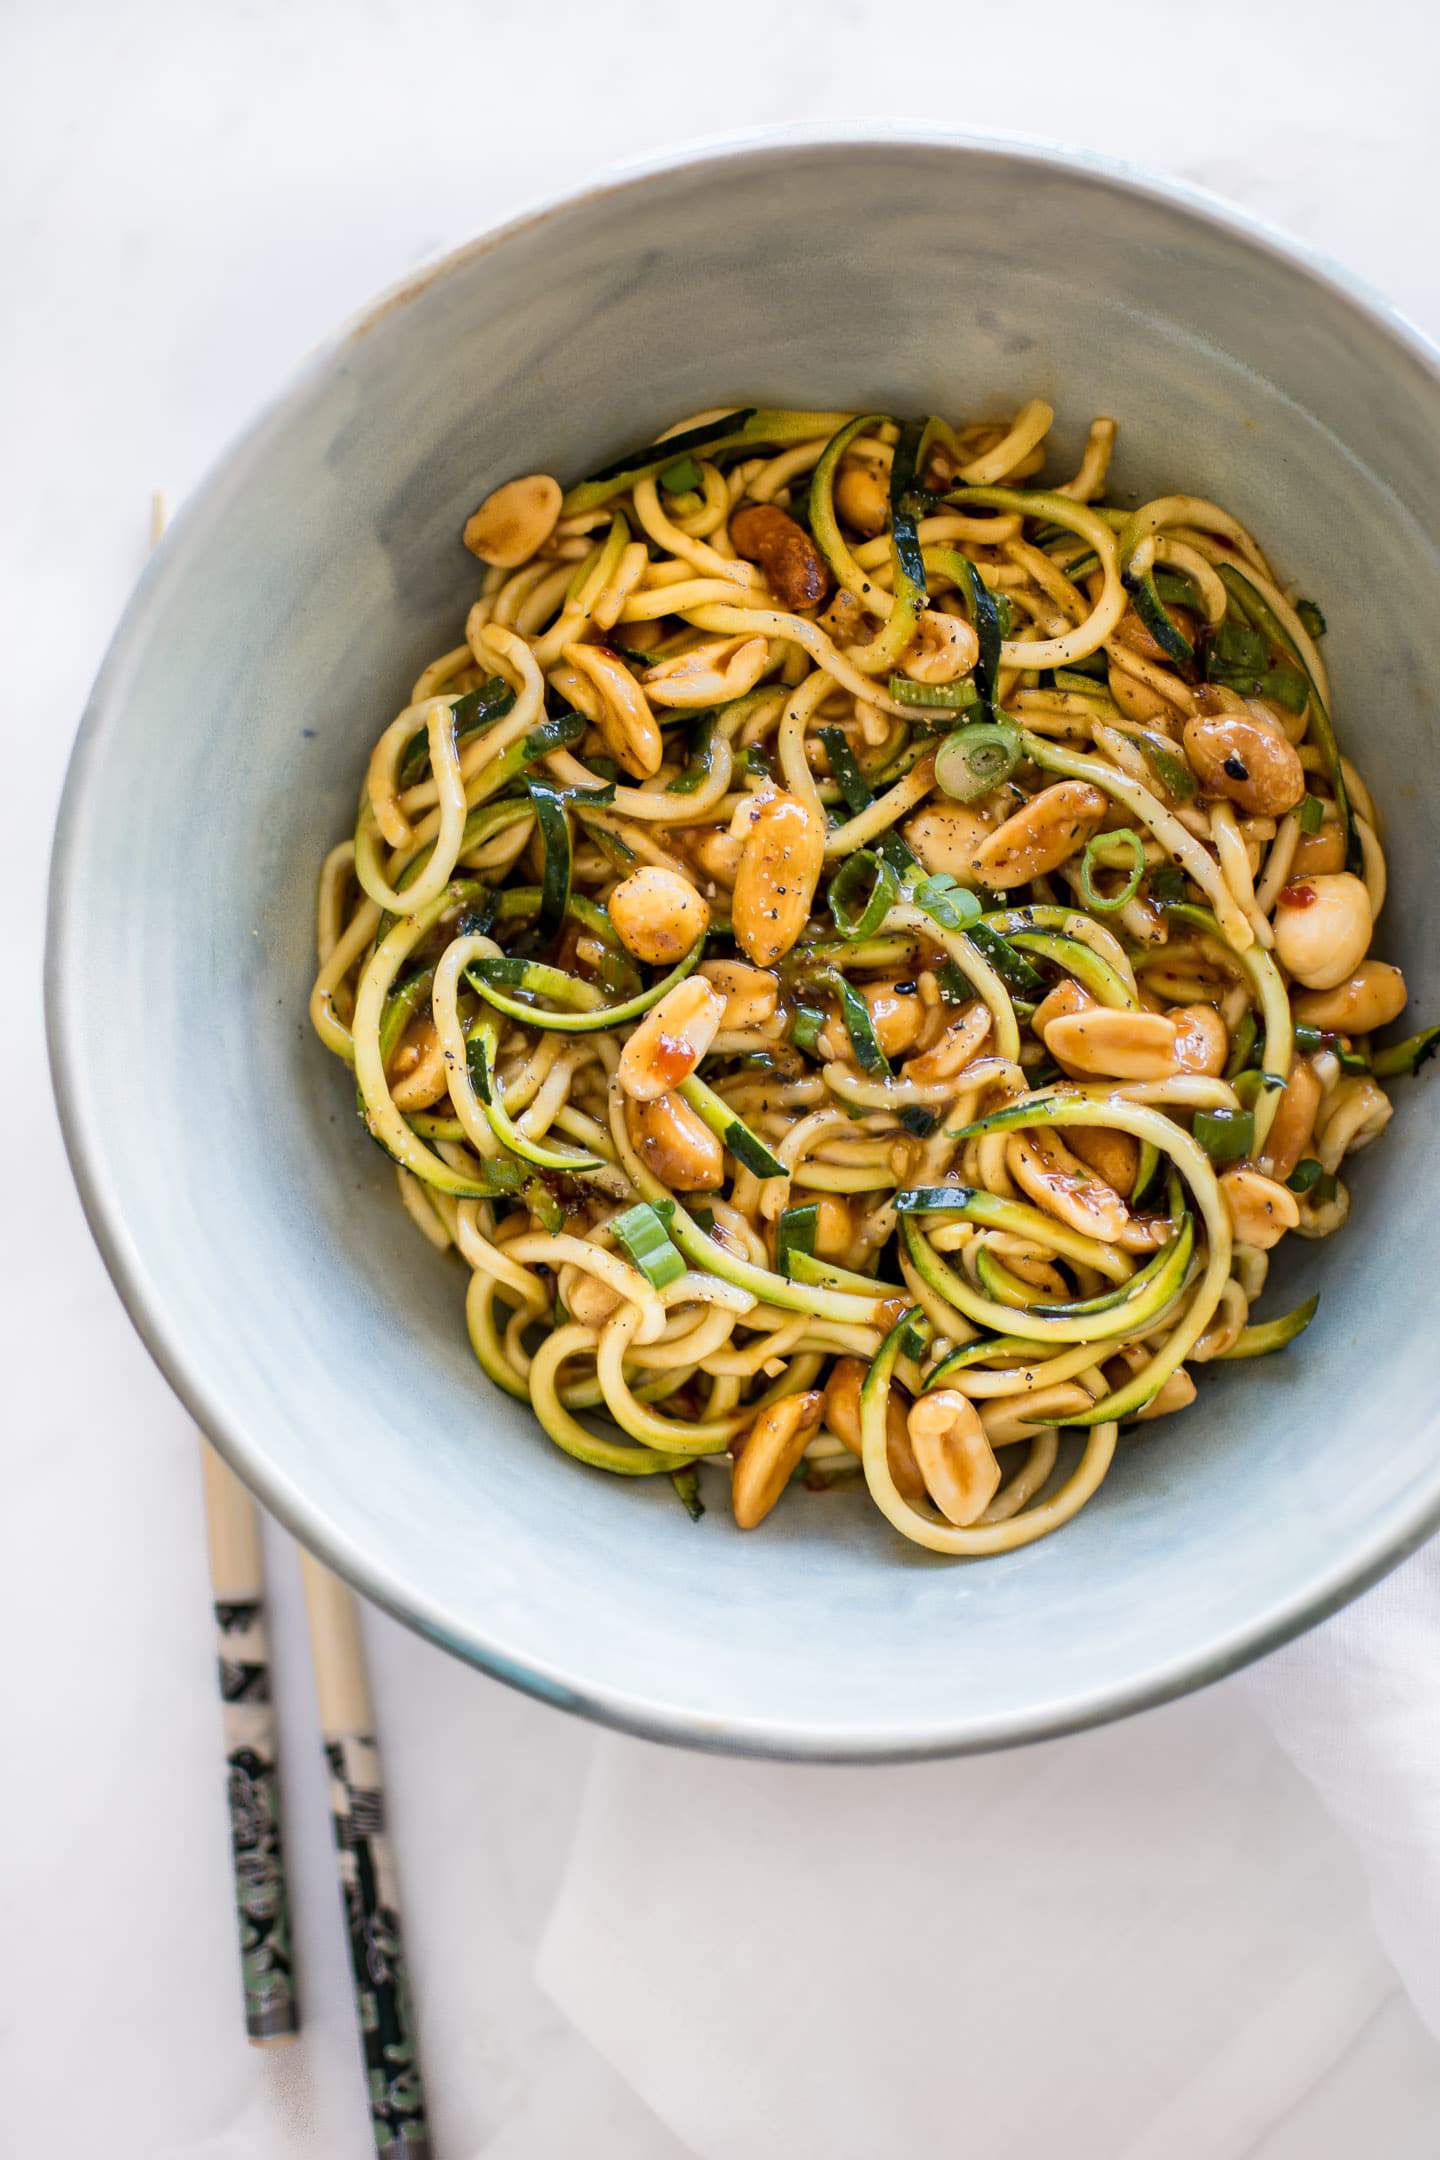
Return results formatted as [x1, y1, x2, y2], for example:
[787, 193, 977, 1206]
[47, 134, 1440, 1758]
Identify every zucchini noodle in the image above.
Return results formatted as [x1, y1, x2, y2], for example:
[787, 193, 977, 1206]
[311, 399, 1430, 1557]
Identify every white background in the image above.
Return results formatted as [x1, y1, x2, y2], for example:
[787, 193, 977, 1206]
[7, 1, 1440, 2153]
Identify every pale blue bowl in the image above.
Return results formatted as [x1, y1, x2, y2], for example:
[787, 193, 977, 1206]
[47, 134, 1440, 1758]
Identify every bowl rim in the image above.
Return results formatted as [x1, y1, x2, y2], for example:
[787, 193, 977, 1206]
[46, 125, 1440, 1761]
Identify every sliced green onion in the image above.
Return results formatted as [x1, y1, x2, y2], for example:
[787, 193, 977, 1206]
[1297, 793, 1326, 836]
[935, 718, 1021, 803]
[610, 1201, 686, 1289]
[678, 1074, 786, 1178]
[828, 849, 900, 939]
[1231, 1069, 1286, 1111]
[905, 870, 981, 932]
[1077, 827, 1145, 912]
[1193, 1107, 1254, 1164]
[826, 970, 891, 1077]
[1286, 1157, 1337, 1199]
[1373, 1023, 1440, 1078]
[659, 453, 703, 494]
[776, 1204, 819, 1277]
[887, 675, 980, 713]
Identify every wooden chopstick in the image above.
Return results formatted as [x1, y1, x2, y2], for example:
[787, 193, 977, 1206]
[299, 1552, 433, 2160]
[201, 1442, 300, 2045]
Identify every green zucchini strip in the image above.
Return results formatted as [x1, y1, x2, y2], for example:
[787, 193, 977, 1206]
[1007, 930, 1138, 1010]
[467, 1021, 605, 1175]
[809, 414, 929, 674]
[677, 1074, 787, 1179]
[944, 487, 1128, 668]
[524, 779, 573, 934]
[1164, 902, 1293, 1147]
[565, 407, 851, 516]
[467, 936, 705, 1034]
[899, 1214, 1190, 1348]
[943, 1094, 1232, 1420]
[1217, 1292, 1319, 1358]
[1373, 1024, 1440, 1078]
[1218, 563, 1359, 873]
[924, 546, 1003, 704]
[398, 675, 515, 786]
[893, 1185, 1132, 1282]
[352, 888, 523, 1197]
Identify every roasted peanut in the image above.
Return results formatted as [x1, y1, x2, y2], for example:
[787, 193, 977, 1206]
[1032, 978, 1095, 1036]
[732, 789, 826, 965]
[608, 865, 710, 965]
[1291, 812, 1347, 878]
[1316, 1076, 1392, 1170]
[618, 977, 726, 1100]
[834, 459, 890, 536]
[901, 609, 980, 685]
[563, 1269, 620, 1328]
[907, 1390, 1001, 1525]
[1008, 1131, 1130, 1242]
[627, 1090, 724, 1190]
[730, 502, 829, 612]
[732, 1391, 825, 1529]
[1042, 1007, 1182, 1081]
[690, 828, 744, 886]
[1219, 1166, 1300, 1249]
[1257, 1058, 1322, 1182]
[700, 959, 779, 1029]
[1293, 961, 1406, 1035]
[822, 1358, 928, 1507]
[1182, 711, 1305, 816]
[562, 642, 663, 777]
[462, 473, 561, 565]
[818, 588, 867, 643]
[1067, 1124, 1141, 1196]
[644, 634, 770, 709]
[1170, 1003, 1229, 1076]
[903, 1003, 992, 1083]
[1273, 873, 1372, 990]
[971, 782, 1108, 888]
[902, 802, 992, 885]
[981, 1383, 1094, 1447]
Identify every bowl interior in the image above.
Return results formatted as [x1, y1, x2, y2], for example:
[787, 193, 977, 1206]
[50, 139, 1440, 1755]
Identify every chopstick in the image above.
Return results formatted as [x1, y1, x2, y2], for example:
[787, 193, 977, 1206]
[299, 1551, 433, 2160]
[201, 1442, 300, 2045]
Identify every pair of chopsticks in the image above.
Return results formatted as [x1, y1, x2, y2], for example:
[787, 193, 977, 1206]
[202, 1442, 433, 2157]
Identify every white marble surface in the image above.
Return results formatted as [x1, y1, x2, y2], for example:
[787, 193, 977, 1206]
[8, 0, 1440, 2152]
